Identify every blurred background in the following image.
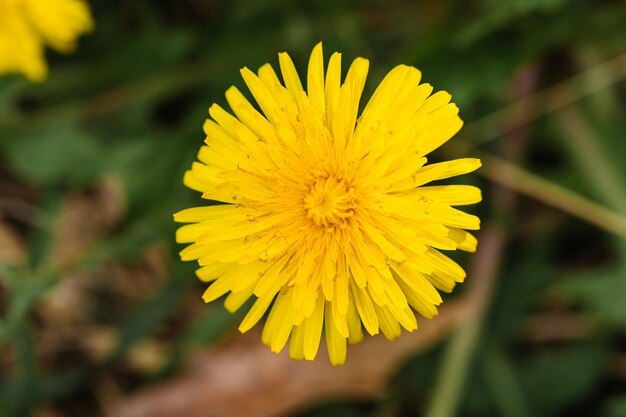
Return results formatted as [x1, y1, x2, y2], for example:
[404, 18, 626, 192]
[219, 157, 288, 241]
[1, 0, 625, 416]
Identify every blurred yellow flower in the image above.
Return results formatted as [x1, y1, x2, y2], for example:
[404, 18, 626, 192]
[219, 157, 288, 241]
[175, 43, 481, 365]
[0, 0, 93, 82]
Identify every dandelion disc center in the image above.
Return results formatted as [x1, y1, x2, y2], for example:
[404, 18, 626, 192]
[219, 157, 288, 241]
[304, 176, 354, 227]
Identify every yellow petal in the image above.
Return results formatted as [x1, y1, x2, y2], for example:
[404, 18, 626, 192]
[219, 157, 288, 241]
[279, 51, 305, 101]
[303, 293, 325, 360]
[346, 298, 364, 344]
[409, 185, 482, 206]
[351, 281, 379, 335]
[23, 0, 93, 53]
[195, 262, 233, 283]
[307, 42, 325, 118]
[325, 52, 342, 122]
[373, 303, 401, 340]
[325, 302, 347, 366]
[264, 292, 295, 353]
[289, 324, 305, 360]
[238, 292, 275, 333]
[224, 282, 255, 313]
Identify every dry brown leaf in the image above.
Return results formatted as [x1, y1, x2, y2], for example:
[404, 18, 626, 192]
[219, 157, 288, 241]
[523, 312, 593, 343]
[36, 178, 125, 351]
[107, 305, 464, 417]
[106, 227, 503, 417]
[108, 227, 499, 417]
[90, 244, 170, 299]
[0, 221, 26, 264]
[50, 177, 125, 268]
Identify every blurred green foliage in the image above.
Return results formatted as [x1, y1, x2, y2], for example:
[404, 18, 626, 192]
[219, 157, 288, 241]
[1, 0, 625, 416]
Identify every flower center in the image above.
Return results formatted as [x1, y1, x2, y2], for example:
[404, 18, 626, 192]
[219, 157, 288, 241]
[304, 176, 355, 228]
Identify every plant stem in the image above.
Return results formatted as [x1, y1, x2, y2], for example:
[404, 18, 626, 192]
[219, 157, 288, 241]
[467, 52, 626, 146]
[481, 342, 531, 417]
[424, 227, 504, 417]
[555, 107, 626, 215]
[425, 319, 482, 417]
[478, 151, 626, 237]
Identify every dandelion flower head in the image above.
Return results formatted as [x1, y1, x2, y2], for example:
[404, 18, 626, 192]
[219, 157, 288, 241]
[175, 43, 481, 365]
[0, 0, 93, 81]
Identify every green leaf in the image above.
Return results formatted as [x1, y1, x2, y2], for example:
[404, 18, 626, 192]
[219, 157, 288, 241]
[0, 266, 58, 347]
[107, 260, 196, 364]
[0, 329, 83, 417]
[462, 0, 572, 44]
[480, 342, 532, 417]
[1, 323, 37, 417]
[487, 246, 554, 343]
[519, 342, 609, 417]
[558, 265, 626, 326]
[180, 303, 248, 349]
[603, 396, 626, 417]
[0, 77, 25, 125]
[5, 125, 104, 186]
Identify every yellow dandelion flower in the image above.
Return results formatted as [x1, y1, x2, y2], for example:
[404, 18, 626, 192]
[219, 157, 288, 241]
[0, 0, 93, 82]
[175, 43, 481, 365]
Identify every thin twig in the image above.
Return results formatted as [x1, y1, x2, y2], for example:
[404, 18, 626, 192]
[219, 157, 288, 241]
[555, 106, 626, 215]
[425, 226, 505, 417]
[466, 52, 626, 146]
[478, 151, 626, 237]
[481, 343, 532, 417]
[425, 65, 540, 417]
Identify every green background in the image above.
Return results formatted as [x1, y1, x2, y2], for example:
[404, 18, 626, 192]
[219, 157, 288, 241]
[1, 0, 625, 416]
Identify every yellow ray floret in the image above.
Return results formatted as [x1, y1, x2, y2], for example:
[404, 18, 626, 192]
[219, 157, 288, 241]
[0, 0, 93, 82]
[175, 42, 482, 365]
